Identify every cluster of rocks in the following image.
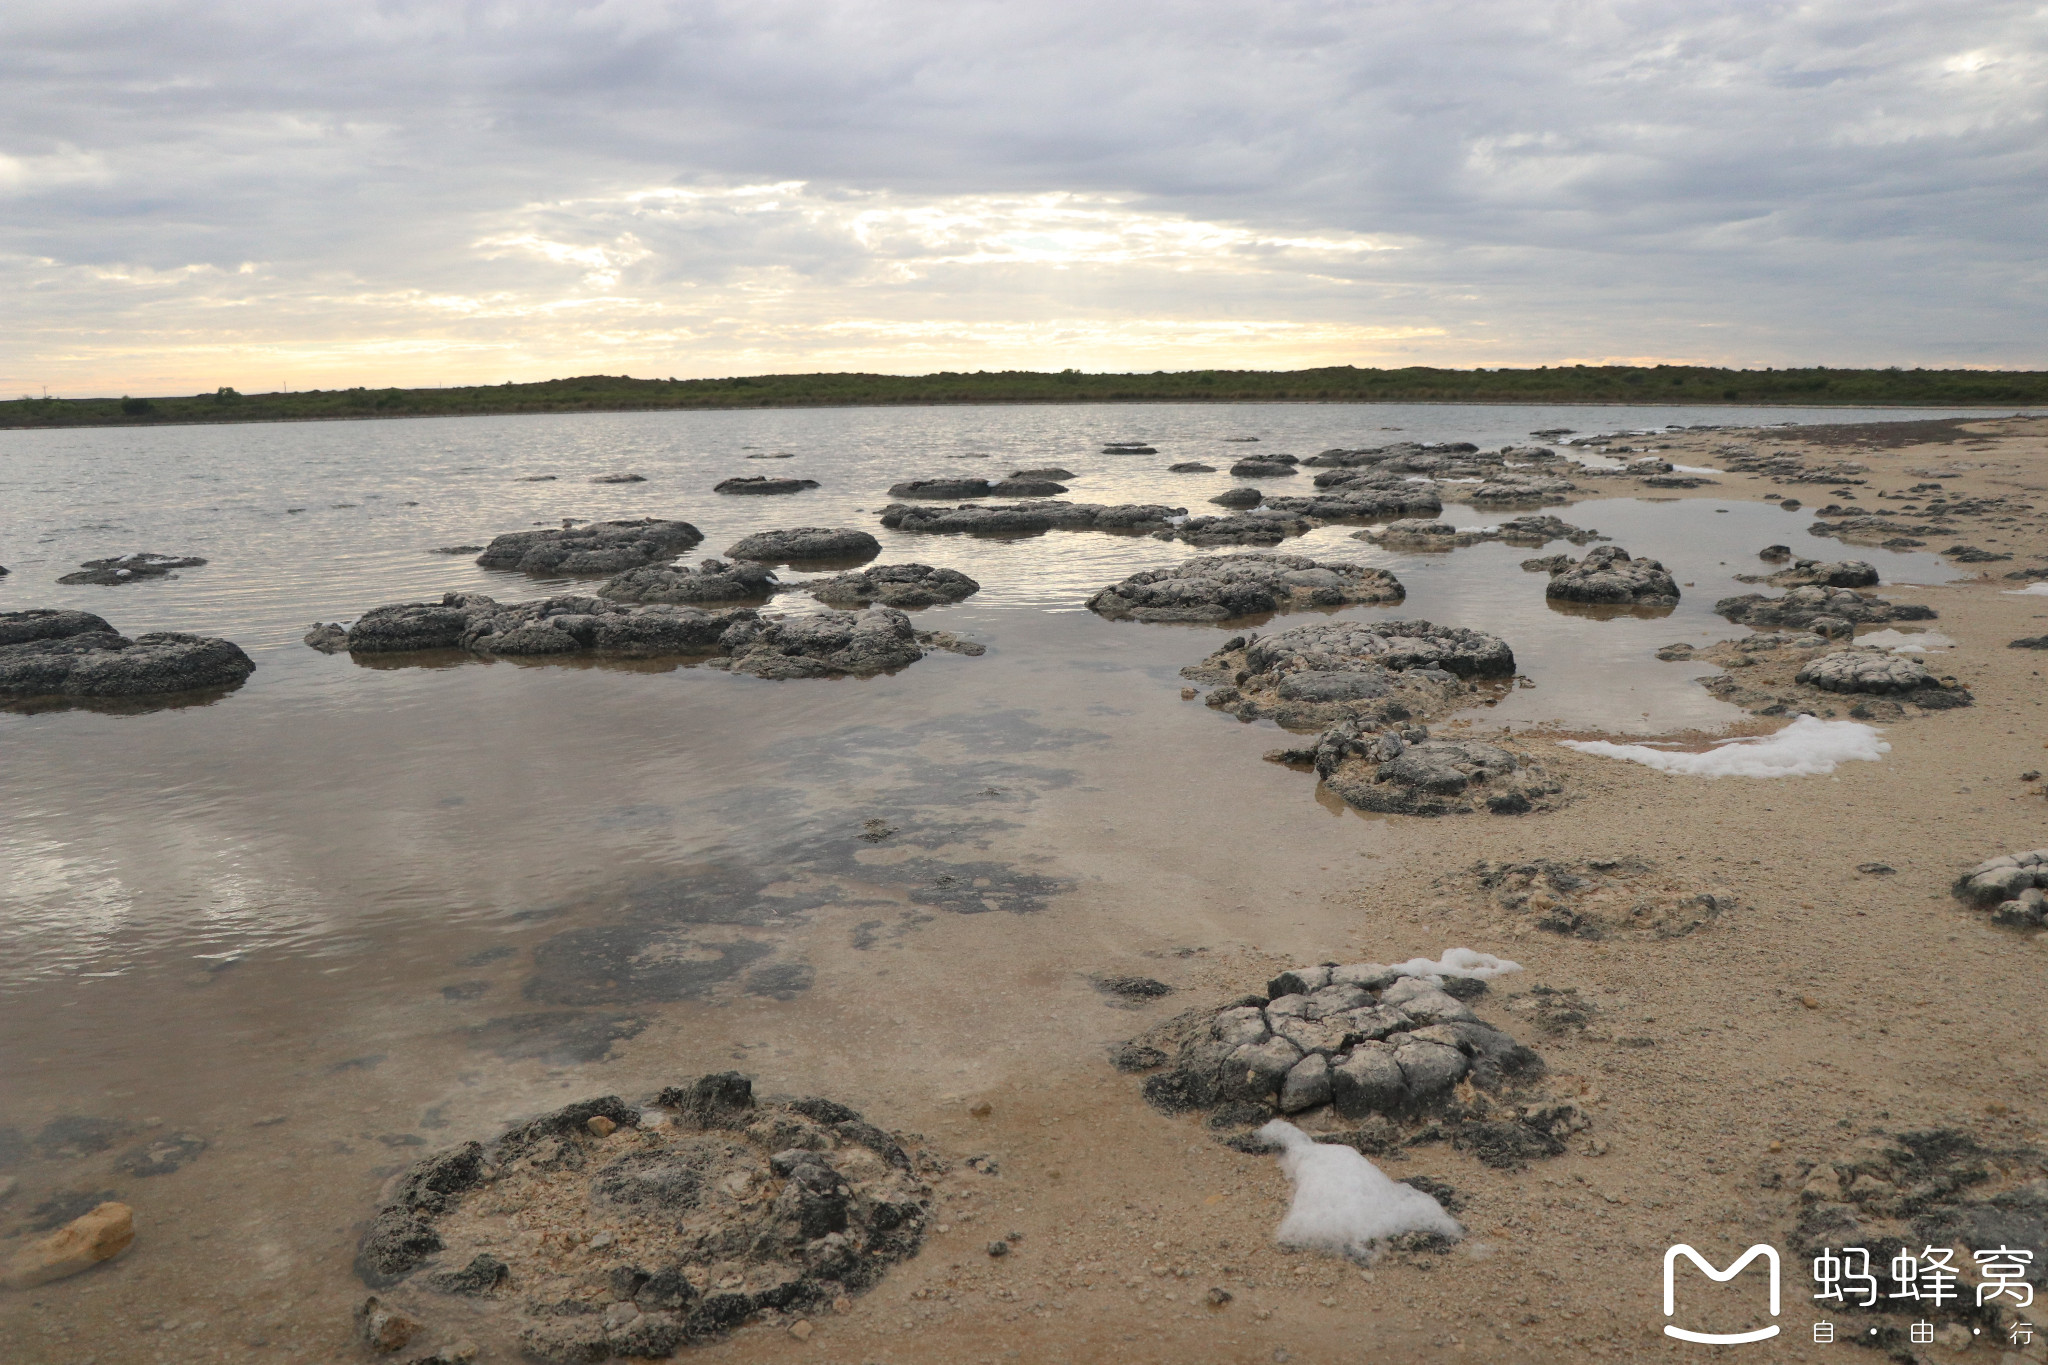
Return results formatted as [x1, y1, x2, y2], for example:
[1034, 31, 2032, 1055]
[1954, 850, 2048, 928]
[1541, 546, 1680, 609]
[1714, 586, 1936, 635]
[804, 564, 980, 609]
[1716, 449, 1870, 484]
[1457, 857, 1730, 939]
[878, 501, 1185, 536]
[57, 552, 208, 585]
[1465, 472, 1579, 505]
[713, 476, 818, 495]
[1184, 621, 1558, 815]
[307, 594, 963, 678]
[1120, 965, 1588, 1168]
[475, 520, 704, 576]
[598, 560, 779, 605]
[1303, 442, 1568, 482]
[0, 609, 256, 701]
[724, 528, 880, 564]
[353, 1077, 935, 1363]
[1260, 480, 1446, 522]
[885, 475, 1069, 499]
[1085, 555, 1404, 622]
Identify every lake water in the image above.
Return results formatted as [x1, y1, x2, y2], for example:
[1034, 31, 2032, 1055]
[0, 400, 2013, 1360]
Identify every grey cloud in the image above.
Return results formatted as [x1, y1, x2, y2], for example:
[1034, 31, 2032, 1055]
[0, 0, 2043, 391]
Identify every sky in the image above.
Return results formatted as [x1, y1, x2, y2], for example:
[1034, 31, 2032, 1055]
[2, 0, 2043, 395]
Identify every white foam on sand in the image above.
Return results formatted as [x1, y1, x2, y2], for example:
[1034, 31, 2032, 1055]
[1258, 1120, 1463, 1257]
[2004, 583, 2048, 596]
[1388, 949, 1521, 981]
[1856, 628, 1955, 653]
[1559, 714, 1888, 778]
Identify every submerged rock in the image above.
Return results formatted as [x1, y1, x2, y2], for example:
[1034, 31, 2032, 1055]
[988, 478, 1068, 496]
[1715, 586, 1936, 631]
[1169, 462, 1217, 473]
[351, 1079, 934, 1356]
[1087, 554, 1404, 622]
[714, 476, 819, 495]
[590, 473, 646, 484]
[598, 559, 780, 604]
[475, 520, 704, 576]
[1260, 484, 1445, 521]
[1956, 849, 2048, 928]
[879, 501, 1185, 535]
[724, 528, 882, 564]
[305, 623, 350, 653]
[1, 1201, 135, 1289]
[0, 610, 255, 700]
[57, 552, 208, 585]
[1354, 520, 1491, 550]
[1543, 545, 1680, 608]
[803, 564, 980, 609]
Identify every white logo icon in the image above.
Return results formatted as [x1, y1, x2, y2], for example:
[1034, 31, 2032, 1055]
[1663, 1243, 1782, 1344]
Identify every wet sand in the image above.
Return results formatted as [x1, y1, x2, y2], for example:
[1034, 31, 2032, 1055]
[5, 412, 2047, 1363]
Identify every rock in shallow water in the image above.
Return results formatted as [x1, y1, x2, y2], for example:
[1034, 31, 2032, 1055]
[1715, 585, 1936, 630]
[56, 551, 208, 585]
[475, 519, 704, 576]
[598, 559, 780, 604]
[1, 1200, 134, 1288]
[1543, 545, 1680, 608]
[1087, 554, 1404, 622]
[803, 563, 980, 609]
[0, 610, 255, 700]
[879, 501, 1184, 535]
[714, 475, 819, 495]
[724, 527, 882, 564]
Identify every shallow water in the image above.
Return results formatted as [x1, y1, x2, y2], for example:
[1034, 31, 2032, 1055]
[0, 400, 1994, 1359]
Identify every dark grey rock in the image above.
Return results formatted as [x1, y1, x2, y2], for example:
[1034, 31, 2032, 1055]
[1209, 487, 1264, 508]
[1543, 545, 1680, 607]
[716, 608, 929, 679]
[1715, 586, 1937, 629]
[1494, 515, 1604, 545]
[598, 559, 779, 604]
[725, 527, 882, 564]
[1169, 462, 1217, 473]
[805, 564, 980, 609]
[475, 519, 704, 575]
[1087, 554, 1404, 622]
[1763, 559, 1879, 588]
[304, 623, 350, 652]
[343, 592, 749, 658]
[879, 501, 1185, 535]
[1953, 850, 2048, 927]
[57, 552, 208, 585]
[1010, 467, 1075, 480]
[1154, 511, 1311, 546]
[988, 478, 1067, 496]
[887, 478, 995, 499]
[590, 473, 646, 484]
[1230, 459, 1299, 477]
[715, 476, 819, 495]
[0, 617, 256, 700]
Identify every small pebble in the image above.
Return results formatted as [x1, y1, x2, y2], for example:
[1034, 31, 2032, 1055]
[789, 1320, 813, 1341]
[586, 1116, 616, 1138]
[1206, 1287, 1233, 1307]
[986, 1240, 1009, 1258]
[968, 1102, 992, 1119]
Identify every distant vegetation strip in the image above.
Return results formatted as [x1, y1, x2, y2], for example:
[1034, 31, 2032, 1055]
[6, 366, 2046, 429]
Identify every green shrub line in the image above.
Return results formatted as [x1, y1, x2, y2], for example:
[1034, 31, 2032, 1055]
[5, 366, 2045, 429]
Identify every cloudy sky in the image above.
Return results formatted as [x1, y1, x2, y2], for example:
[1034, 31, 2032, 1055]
[3, 0, 2043, 394]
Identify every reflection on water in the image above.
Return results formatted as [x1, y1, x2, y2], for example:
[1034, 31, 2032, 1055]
[0, 401, 1985, 1360]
